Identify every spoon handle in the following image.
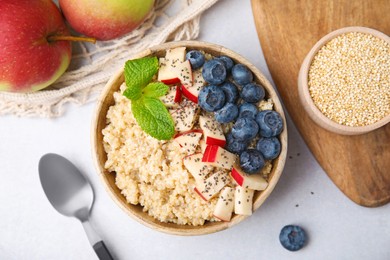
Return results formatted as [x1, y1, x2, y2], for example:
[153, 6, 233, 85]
[93, 241, 114, 260]
[82, 220, 114, 260]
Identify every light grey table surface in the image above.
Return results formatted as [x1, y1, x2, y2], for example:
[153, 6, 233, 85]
[1, 1, 389, 259]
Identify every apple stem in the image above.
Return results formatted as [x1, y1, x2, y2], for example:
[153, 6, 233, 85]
[47, 35, 96, 44]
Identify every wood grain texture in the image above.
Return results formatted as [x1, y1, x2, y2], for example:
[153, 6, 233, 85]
[91, 41, 288, 235]
[251, 0, 390, 207]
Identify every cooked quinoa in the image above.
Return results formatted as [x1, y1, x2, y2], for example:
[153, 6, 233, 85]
[103, 84, 218, 226]
[308, 32, 390, 126]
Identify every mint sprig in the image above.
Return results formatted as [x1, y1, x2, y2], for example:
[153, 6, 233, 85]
[123, 56, 175, 140]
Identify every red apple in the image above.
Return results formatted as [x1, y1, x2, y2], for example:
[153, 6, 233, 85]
[59, 0, 155, 41]
[0, 0, 72, 93]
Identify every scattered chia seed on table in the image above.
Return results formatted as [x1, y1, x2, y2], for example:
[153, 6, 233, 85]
[308, 32, 390, 127]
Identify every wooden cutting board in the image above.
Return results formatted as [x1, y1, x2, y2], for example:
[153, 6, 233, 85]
[251, 0, 390, 207]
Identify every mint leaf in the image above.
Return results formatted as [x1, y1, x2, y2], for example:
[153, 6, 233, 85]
[131, 96, 175, 140]
[123, 86, 142, 100]
[143, 82, 169, 98]
[123, 56, 159, 100]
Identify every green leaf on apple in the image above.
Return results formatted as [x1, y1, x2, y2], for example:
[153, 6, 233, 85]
[131, 96, 175, 140]
[123, 56, 174, 140]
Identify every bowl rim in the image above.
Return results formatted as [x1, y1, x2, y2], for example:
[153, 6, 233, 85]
[91, 40, 288, 235]
[298, 26, 390, 135]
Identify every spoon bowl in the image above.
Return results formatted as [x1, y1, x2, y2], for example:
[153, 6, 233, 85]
[39, 153, 93, 220]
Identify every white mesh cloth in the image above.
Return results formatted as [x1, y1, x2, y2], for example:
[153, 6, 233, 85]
[0, 0, 218, 117]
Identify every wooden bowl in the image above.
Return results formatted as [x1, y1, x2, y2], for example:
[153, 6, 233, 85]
[91, 41, 288, 236]
[298, 26, 390, 135]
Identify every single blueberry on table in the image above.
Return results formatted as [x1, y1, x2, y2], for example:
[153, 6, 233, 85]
[232, 64, 253, 85]
[202, 59, 227, 85]
[231, 117, 259, 141]
[225, 133, 249, 154]
[238, 103, 258, 119]
[186, 50, 205, 69]
[279, 225, 307, 251]
[198, 85, 226, 112]
[255, 110, 284, 137]
[256, 137, 281, 160]
[220, 81, 239, 103]
[240, 83, 265, 103]
[216, 55, 234, 72]
[239, 149, 265, 174]
[215, 103, 238, 123]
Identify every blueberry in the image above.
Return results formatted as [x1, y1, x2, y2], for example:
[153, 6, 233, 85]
[220, 81, 239, 103]
[256, 137, 281, 160]
[239, 149, 265, 174]
[232, 64, 253, 85]
[225, 133, 249, 154]
[198, 85, 226, 112]
[215, 103, 238, 123]
[279, 225, 307, 251]
[240, 83, 265, 103]
[202, 59, 227, 85]
[231, 117, 259, 141]
[186, 50, 205, 69]
[255, 110, 284, 137]
[238, 103, 258, 119]
[216, 55, 234, 72]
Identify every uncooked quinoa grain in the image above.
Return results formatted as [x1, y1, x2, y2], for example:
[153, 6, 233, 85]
[308, 32, 390, 126]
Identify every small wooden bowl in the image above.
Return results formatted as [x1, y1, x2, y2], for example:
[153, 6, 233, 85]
[91, 41, 288, 236]
[298, 26, 390, 135]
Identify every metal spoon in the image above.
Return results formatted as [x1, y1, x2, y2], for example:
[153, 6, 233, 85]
[39, 153, 113, 260]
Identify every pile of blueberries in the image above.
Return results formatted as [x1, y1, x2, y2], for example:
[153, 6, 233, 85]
[186, 50, 284, 174]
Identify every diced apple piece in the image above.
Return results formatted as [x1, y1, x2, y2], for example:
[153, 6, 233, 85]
[160, 85, 182, 107]
[234, 186, 254, 216]
[194, 170, 229, 201]
[165, 47, 186, 63]
[158, 59, 193, 87]
[182, 69, 205, 103]
[169, 100, 200, 132]
[230, 164, 268, 191]
[213, 186, 234, 222]
[158, 58, 180, 85]
[174, 130, 203, 155]
[199, 115, 226, 147]
[175, 60, 193, 87]
[183, 153, 214, 182]
[202, 145, 237, 170]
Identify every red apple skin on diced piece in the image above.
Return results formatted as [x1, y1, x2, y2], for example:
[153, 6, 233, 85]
[202, 145, 237, 170]
[181, 84, 198, 103]
[234, 186, 254, 216]
[174, 86, 182, 103]
[230, 165, 268, 191]
[205, 136, 226, 147]
[213, 186, 234, 222]
[161, 78, 181, 85]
